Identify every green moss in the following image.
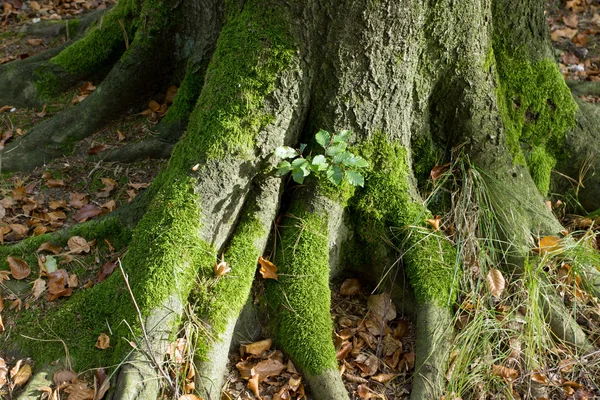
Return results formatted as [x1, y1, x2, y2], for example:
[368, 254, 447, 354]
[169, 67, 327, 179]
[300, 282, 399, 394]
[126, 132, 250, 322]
[410, 132, 439, 188]
[160, 64, 205, 126]
[193, 209, 263, 359]
[493, 43, 577, 195]
[265, 203, 338, 375]
[351, 133, 457, 306]
[167, 1, 297, 173]
[527, 146, 555, 195]
[10, 179, 213, 370]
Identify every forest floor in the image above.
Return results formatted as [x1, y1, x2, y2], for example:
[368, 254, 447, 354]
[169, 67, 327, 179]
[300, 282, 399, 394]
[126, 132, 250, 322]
[0, 0, 599, 399]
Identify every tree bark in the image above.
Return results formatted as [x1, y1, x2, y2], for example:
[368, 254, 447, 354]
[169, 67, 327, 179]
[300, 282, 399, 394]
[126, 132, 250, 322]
[1, 0, 599, 399]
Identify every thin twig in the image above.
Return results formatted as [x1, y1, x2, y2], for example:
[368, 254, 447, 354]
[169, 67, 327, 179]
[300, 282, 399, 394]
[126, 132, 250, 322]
[117, 259, 175, 390]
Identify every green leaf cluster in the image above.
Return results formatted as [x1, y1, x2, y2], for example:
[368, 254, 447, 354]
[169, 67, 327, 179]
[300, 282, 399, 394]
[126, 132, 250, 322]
[274, 130, 368, 186]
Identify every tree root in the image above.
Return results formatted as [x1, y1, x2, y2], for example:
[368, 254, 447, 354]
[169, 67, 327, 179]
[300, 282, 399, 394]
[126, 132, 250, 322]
[18, 8, 108, 40]
[265, 185, 349, 400]
[567, 80, 600, 97]
[101, 139, 174, 163]
[0, 37, 171, 172]
[195, 176, 283, 399]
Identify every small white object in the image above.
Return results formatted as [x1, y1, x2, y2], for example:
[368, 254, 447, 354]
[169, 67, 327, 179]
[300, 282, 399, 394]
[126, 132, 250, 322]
[32, 17, 41, 23]
[10, 107, 16, 113]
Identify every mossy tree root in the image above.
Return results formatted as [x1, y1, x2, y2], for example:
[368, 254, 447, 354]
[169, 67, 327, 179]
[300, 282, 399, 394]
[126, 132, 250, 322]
[567, 80, 600, 97]
[0, 36, 172, 173]
[195, 176, 283, 399]
[100, 138, 175, 163]
[265, 184, 350, 400]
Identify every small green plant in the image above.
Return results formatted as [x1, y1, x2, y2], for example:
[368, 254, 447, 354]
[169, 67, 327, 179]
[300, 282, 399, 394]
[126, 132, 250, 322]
[274, 129, 368, 186]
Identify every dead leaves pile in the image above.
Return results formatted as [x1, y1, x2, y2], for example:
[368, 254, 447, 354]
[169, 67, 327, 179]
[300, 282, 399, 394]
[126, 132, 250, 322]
[0, 174, 149, 243]
[547, 0, 600, 87]
[1, 0, 116, 28]
[333, 279, 416, 399]
[226, 338, 306, 400]
[139, 86, 178, 123]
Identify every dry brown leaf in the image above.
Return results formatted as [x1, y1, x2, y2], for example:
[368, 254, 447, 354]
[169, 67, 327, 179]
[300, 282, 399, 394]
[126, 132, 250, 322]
[46, 179, 64, 188]
[0, 314, 4, 333]
[355, 353, 379, 377]
[68, 236, 91, 254]
[340, 278, 361, 296]
[7, 256, 30, 279]
[491, 364, 518, 381]
[551, 28, 578, 41]
[64, 381, 94, 400]
[0, 271, 11, 284]
[242, 339, 272, 356]
[47, 269, 72, 301]
[31, 278, 47, 300]
[253, 359, 285, 381]
[97, 261, 117, 283]
[165, 86, 178, 104]
[430, 163, 451, 182]
[68, 274, 78, 288]
[179, 395, 202, 400]
[563, 14, 579, 28]
[259, 256, 278, 280]
[0, 358, 7, 389]
[69, 193, 88, 209]
[486, 268, 506, 298]
[371, 373, 398, 383]
[367, 293, 396, 322]
[9, 224, 29, 237]
[37, 242, 62, 254]
[10, 298, 21, 311]
[73, 204, 102, 222]
[53, 369, 77, 386]
[149, 100, 161, 112]
[94, 368, 110, 400]
[531, 370, 548, 385]
[214, 255, 231, 277]
[425, 215, 442, 231]
[95, 333, 110, 350]
[248, 373, 261, 400]
[536, 236, 562, 254]
[88, 145, 108, 155]
[336, 341, 353, 360]
[117, 130, 126, 141]
[10, 361, 32, 387]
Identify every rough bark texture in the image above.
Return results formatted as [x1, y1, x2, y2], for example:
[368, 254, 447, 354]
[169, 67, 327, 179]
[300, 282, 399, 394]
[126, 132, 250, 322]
[1, 0, 599, 399]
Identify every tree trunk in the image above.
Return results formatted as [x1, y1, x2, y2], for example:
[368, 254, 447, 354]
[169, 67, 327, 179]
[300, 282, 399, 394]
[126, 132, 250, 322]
[1, 0, 599, 399]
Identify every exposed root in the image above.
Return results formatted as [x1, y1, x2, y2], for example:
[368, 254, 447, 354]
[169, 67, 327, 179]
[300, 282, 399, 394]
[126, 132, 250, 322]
[542, 289, 594, 352]
[265, 185, 349, 400]
[0, 37, 172, 172]
[410, 303, 454, 400]
[567, 80, 600, 96]
[101, 139, 174, 163]
[195, 176, 283, 399]
[19, 8, 109, 40]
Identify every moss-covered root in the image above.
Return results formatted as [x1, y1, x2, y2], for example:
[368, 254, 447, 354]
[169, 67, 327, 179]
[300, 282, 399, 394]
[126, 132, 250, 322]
[0, 37, 169, 173]
[554, 99, 600, 211]
[195, 177, 283, 399]
[265, 187, 349, 400]
[101, 138, 175, 163]
[410, 303, 454, 400]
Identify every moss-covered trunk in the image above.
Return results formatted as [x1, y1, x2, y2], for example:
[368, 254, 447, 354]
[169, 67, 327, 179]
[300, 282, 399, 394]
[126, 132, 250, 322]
[2, 0, 598, 399]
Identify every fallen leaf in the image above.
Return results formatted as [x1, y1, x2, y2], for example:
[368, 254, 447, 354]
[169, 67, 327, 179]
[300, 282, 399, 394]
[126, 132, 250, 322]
[214, 255, 231, 277]
[0, 358, 7, 389]
[69, 193, 88, 209]
[531, 370, 548, 385]
[536, 236, 562, 254]
[551, 28, 578, 41]
[486, 268, 505, 298]
[258, 256, 278, 280]
[97, 261, 117, 283]
[248, 373, 261, 400]
[149, 100, 161, 112]
[242, 339, 272, 356]
[117, 130, 126, 141]
[179, 395, 202, 400]
[367, 293, 397, 322]
[253, 359, 285, 382]
[73, 204, 102, 222]
[94, 368, 110, 400]
[88, 144, 108, 155]
[563, 14, 578, 28]
[7, 256, 30, 279]
[165, 86, 178, 104]
[430, 163, 451, 182]
[53, 369, 77, 385]
[340, 278, 361, 296]
[492, 364, 518, 382]
[37, 242, 62, 254]
[10, 361, 31, 387]
[64, 381, 94, 400]
[95, 333, 110, 349]
[31, 278, 47, 299]
[426, 215, 442, 231]
[371, 373, 398, 383]
[68, 236, 91, 254]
